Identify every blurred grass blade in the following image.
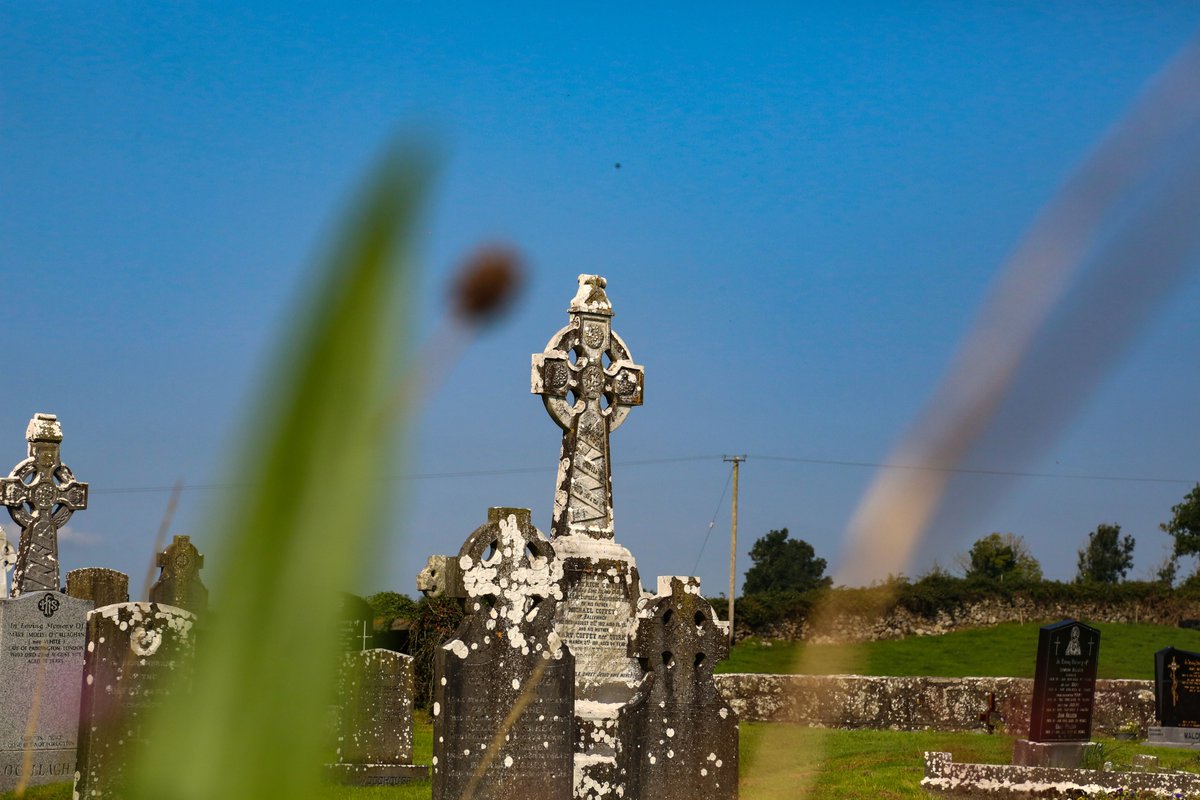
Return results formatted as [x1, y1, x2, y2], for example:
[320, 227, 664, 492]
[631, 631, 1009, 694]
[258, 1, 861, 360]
[133, 146, 428, 800]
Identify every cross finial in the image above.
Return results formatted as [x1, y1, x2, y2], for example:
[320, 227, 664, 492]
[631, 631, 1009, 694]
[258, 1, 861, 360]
[532, 276, 644, 540]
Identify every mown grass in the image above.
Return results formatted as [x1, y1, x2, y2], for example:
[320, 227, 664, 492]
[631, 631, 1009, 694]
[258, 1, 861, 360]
[718, 622, 1200, 679]
[15, 724, 1200, 800]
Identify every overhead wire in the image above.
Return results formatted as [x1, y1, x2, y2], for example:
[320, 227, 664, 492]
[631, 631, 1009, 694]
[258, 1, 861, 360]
[691, 461, 735, 574]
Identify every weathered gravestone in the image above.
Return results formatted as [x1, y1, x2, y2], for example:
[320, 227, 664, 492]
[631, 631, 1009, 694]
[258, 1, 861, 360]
[1013, 619, 1101, 767]
[1147, 646, 1200, 747]
[327, 649, 427, 785]
[618, 576, 738, 799]
[148, 534, 208, 614]
[531, 274, 647, 797]
[0, 591, 90, 791]
[432, 507, 574, 800]
[74, 602, 197, 799]
[416, 554, 465, 600]
[2, 413, 88, 596]
[66, 568, 129, 609]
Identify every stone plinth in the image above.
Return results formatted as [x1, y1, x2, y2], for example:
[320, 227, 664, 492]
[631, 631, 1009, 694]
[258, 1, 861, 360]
[1146, 726, 1200, 748]
[1012, 739, 1097, 768]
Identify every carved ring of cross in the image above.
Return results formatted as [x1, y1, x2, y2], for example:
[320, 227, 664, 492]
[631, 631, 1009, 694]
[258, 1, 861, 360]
[532, 322, 644, 433]
[2, 458, 87, 530]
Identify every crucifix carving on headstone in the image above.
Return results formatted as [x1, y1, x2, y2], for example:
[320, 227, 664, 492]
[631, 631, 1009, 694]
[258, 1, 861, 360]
[1, 413, 88, 596]
[531, 275, 644, 539]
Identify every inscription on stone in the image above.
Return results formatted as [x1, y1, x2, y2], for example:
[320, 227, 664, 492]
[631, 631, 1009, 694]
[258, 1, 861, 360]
[0, 592, 90, 792]
[1155, 646, 1200, 728]
[1029, 619, 1101, 742]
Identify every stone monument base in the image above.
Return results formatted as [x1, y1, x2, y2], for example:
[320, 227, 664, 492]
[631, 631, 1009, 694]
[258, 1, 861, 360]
[1146, 726, 1200, 748]
[0, 748, 76, 792]
[1012, 739, 1097, 768]
[325, 763, 428, 785]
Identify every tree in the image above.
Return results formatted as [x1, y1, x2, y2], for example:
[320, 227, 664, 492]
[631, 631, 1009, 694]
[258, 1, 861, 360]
[1162, 484, 1200, 559]
[366, 591, 419, 623]
[958, 532, 1043, 583]
[743, 528, 831, 595]
[1075, 523, 1134, 583]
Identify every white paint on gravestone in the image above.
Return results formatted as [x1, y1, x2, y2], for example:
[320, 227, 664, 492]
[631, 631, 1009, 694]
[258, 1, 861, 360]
[0, 591, 90, 791]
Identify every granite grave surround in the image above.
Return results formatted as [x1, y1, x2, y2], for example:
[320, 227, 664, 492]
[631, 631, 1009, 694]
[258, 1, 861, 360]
[327, 648, 426, 785]
[923, 750, 1200, 798]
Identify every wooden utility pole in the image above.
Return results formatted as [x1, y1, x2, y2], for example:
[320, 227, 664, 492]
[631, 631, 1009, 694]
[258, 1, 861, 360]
[724, 455, 746, 646]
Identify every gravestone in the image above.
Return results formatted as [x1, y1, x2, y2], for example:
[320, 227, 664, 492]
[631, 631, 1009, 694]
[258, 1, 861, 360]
[148, 534, 208, 614]
[1146, 646, 1200, 747]
[618, 576, 738, 799]
[1013, 619, 1101, 767]
[327, 649, 427, 784]
[66, 568, 130, 608]
[0, 528, 15, 598]
[73, 602, 197, 799]
[0, 591, 90, 791]
[340, 592, 376, 652]
[432, 507, 574, 800]
[531, 274, 647, 797]
[2, 413, 88, 596]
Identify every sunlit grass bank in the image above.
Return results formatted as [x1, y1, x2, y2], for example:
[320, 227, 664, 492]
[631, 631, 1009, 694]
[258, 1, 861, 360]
[14, 723, 1200, 800]
[718, 622, 1200, 679]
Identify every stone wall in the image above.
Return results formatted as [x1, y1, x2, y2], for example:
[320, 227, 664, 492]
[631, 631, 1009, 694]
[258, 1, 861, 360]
[753, 595, 1198, 643]
[713, 674, 1155, 737]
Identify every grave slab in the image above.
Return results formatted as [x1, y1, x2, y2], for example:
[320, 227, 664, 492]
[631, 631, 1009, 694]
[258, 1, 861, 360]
[0, 592, 89, 792]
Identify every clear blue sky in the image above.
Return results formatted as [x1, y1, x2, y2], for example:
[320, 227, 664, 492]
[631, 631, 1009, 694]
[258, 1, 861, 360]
[4, 3, 1200, 597]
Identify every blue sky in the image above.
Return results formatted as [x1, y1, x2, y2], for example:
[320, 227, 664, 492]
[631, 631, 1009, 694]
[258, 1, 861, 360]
[4, 4, 1200, 598]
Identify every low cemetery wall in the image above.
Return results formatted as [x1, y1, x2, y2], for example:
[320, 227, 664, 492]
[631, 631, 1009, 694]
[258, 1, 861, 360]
[714, 674, 1155, 736]
[751, 594, 1200, 642]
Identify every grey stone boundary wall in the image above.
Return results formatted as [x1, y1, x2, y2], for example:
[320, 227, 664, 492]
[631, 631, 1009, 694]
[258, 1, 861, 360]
[713, 674, 1155, 737]
[755, 596, 1199, 643]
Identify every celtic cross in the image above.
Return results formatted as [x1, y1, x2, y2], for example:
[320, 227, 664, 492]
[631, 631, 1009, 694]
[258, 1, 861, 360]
[1, 413, 88, 595]
[532, 275, 644, 539]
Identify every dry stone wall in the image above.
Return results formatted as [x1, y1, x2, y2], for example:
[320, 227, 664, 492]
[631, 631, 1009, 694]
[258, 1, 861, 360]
[713, 674, 1155, 737]
[753, 595, 1200, 643]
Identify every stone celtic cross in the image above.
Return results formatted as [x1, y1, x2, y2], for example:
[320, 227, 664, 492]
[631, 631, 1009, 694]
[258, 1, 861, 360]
[531, 275, 644, 539]
[1, 413, 88, 595]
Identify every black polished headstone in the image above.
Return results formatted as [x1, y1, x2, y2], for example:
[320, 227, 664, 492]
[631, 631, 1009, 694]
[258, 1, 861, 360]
[339, 592, 376, 653]
[73, 602, 197, 799]
[433, 508, 574, 800]
[1155, 646, 1200, 728]
[0, 592, 89, 791]
[1029, 619, 1101, 742]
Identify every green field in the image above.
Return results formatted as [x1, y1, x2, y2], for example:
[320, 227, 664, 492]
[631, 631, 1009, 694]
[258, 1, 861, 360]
[717, 621, 1200, 679]
[11, 725, 1200, 800]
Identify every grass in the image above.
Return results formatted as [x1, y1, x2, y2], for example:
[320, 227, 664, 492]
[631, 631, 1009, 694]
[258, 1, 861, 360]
[14, 723, 1200, 800]
[717, 622, 1200, 679]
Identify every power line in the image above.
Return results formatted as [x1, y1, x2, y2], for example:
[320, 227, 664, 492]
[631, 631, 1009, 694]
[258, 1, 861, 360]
[85, 451, 1198, 496]
[691, 463, 735, 574]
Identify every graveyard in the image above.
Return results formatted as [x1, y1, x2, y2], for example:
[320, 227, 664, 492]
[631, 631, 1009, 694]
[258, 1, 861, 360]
[3, 275, 1200, 800]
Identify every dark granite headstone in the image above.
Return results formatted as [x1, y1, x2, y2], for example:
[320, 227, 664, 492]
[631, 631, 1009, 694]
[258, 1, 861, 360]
[327, 649, 427, 785]
[339, 592, 376, 652]
[1029, 619, 1101, 742]
[148, 535, 208, 614]
[618, 576, 738, 799]
[1155, 646, 1200, 727]
[1, 413, 88, 596]
[433, 507, 574, 800]
[0, 592, 89, 791]
[73, 602, 197, 799]
[66, 568, 129, 608]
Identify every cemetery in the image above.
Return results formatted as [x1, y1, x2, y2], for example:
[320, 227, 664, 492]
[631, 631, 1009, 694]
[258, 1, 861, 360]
[1, 275, 1200, 800]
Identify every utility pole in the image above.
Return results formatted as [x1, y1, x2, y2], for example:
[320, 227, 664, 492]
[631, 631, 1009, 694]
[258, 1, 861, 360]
[724, 455, 746, 646]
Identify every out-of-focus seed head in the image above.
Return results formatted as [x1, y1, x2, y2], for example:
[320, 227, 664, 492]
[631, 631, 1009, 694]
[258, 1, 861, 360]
[450, 245, 524, 326]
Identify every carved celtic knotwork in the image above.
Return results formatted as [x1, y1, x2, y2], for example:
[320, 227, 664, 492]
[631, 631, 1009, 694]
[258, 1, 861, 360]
[1, 413, 88, 596]
[531, 275, 645, 540]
